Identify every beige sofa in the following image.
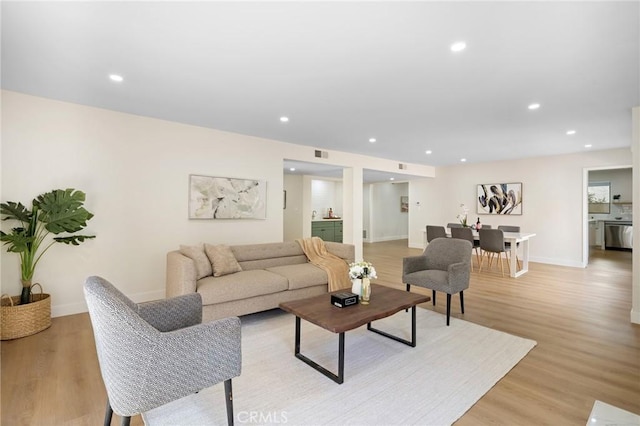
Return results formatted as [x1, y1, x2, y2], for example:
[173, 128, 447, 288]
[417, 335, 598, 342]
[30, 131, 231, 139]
[166, 241, 355, 322]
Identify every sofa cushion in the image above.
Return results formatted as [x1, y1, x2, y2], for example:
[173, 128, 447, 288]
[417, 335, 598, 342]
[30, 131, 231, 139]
[231, 241, 308, 270]
[266, 264, 329, 290]
[197, 270, 288, 305]
[205, 244, 243, 277]
[179, 244, 212, 280]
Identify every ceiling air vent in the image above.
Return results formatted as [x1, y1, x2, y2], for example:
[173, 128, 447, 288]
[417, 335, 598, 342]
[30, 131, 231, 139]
[314, 150, 329, 159]
[398, 163, 408, 170]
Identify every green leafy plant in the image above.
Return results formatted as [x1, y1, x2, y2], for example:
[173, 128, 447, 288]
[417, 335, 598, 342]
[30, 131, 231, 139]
[1, 188, 95, 304]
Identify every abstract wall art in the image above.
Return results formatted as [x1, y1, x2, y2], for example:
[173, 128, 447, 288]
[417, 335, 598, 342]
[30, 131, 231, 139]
[477, 183, 522, 215]
[189, 174, 267, 219]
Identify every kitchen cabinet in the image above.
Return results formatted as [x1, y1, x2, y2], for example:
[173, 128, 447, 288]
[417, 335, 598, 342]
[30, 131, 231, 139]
[589, 221, 597, 246]
[312, 220, 343, 243]
[595, 221, 603, 247]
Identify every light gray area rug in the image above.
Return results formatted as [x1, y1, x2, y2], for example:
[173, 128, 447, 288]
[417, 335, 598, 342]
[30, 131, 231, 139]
[143, 308, 536, 426]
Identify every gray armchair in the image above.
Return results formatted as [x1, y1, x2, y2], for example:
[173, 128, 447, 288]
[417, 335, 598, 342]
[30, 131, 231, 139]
[402, 238, 472, 325]
[84, 276, 241, 426]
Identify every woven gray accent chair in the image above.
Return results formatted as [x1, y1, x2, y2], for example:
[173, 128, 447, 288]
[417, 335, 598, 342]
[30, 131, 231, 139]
[426, 225, 447, 242]
[402, 238, 472, 326]
[84, 276, 241, 426]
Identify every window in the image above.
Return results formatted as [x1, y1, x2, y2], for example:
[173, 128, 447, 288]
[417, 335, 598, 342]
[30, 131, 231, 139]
[588, 182, 610, 214]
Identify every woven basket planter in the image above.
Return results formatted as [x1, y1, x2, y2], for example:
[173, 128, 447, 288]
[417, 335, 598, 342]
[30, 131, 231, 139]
[1, 285, 51, 340]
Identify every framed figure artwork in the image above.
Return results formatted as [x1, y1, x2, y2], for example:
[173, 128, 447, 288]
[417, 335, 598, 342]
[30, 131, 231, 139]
[477, 183, 522, 215]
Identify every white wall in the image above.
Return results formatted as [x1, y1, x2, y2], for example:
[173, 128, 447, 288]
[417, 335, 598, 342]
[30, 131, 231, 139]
[363, 184, 371, 241]
[1, 91, 434, 316]
[368, 182, 408, 242]
[408, 148, 632, 267]
[283, 174, 303, 241]
[632, 106, 639, 324]
[311, 179, 343, 219]
[407, 178, 441, 249]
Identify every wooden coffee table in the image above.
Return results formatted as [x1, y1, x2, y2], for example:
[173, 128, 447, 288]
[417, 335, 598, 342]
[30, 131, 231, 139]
[279, 284, 430, 384]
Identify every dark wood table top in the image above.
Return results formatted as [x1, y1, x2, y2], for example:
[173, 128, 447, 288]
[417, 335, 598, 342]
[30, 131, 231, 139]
[279, 284, 430, 333]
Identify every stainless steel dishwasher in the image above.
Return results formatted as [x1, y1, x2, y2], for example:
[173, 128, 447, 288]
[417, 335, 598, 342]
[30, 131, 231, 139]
[604, 222, 633, 250]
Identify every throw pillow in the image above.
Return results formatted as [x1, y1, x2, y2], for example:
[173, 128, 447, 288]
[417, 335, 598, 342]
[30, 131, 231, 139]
[180, 244, 213, 280]
[205, 244, 243, 277]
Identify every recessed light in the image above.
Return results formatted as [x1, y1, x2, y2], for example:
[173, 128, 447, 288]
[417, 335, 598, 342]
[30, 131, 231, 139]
[585, 144, 592, 148]
[289, 168, 296, 171]
[109, 74, 123, 82]
[460, 158, 467, 162]
[528, 103, 541, 110]
[389, 177, 395, 181]
[450, 41, 466, 52]
[425, 150, 432, 155]
[566, 130, 576, 135]
[280, 116, 289, 122]
[369, 138, 376, 143]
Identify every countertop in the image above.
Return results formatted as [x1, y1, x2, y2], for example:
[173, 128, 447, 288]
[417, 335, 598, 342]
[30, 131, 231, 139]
[312, 218, 343, 222]
[590, 219, 633, 225]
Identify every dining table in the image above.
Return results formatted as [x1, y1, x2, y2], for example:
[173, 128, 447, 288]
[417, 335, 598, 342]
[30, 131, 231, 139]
[494, 231, 536, 277]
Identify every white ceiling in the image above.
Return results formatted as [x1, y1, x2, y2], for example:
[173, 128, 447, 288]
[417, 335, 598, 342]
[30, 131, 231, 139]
[2, 1, 638, 176]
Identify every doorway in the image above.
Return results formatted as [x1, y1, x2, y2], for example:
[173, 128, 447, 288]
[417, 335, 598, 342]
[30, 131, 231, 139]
[583, 166, 633, 266]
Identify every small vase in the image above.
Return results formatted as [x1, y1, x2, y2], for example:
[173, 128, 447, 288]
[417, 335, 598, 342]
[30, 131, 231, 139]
[20, 280, 32, 305]
[361, 278, 371, 304]
[351, 279, 362, 297]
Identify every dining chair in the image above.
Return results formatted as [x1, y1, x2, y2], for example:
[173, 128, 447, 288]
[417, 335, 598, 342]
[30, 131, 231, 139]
[426, 225, 447, 242]
[446, 223, 463, 229]
[450, 227, 481, 271]
[402, 238, 472, 325]
[498, 225, 521, 270]
[84, 276, 242, 426]
[478, 229, 510, 277]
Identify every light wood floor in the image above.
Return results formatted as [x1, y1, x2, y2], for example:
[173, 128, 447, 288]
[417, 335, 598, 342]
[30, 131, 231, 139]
[1, 241, 638, 425]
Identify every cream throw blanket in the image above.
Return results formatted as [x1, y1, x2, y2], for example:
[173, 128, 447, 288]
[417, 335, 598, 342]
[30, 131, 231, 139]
[297, 237, 351, 291]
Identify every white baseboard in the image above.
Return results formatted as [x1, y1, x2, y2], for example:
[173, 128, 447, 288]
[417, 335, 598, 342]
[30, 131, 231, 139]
[631, 308, 640, 325]
[528, 256, 585, 268]
[369, 235, 408, 243]
[52, 289, 166, 318]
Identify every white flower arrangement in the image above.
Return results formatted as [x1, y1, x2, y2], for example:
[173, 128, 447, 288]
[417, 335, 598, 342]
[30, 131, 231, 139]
[457, 203, 469, 227]
[348, 261, 377, 280]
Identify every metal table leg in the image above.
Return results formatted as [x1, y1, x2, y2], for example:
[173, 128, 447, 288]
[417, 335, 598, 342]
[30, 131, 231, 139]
[294, 316, 345, 384]
[367, 306, 417, 347]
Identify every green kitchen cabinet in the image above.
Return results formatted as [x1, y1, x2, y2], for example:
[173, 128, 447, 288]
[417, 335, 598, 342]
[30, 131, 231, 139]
[311, 220, 343, 243]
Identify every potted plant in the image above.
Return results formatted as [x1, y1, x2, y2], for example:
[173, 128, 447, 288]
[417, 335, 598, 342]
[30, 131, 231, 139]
[1, 188, 95, 304]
